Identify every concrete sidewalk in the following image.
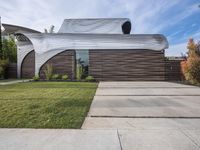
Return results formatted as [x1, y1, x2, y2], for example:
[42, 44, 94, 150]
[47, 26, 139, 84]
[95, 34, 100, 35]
[0, 129, 121, 150]
[0, 79, 31, 85]
[1, 127, 200, 150]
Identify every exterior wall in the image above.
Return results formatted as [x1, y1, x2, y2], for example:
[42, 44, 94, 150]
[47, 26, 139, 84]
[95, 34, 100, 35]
[17, 42, 34, 78]
[165, 59, 182, 81]
[35, 49, 69, 76]
[5, 63, 17, 78]
[89, 49, 165, 81]
[21, 50, 35, 78]
[39, 50, 76, 80]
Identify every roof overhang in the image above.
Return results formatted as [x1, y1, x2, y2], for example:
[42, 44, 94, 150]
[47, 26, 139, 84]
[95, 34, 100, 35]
[2, 24, 40, 34]
[21, 33, 168, 54]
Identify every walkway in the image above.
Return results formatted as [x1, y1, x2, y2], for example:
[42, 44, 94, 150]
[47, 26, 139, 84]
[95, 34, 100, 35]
[0, 79, 31, 85]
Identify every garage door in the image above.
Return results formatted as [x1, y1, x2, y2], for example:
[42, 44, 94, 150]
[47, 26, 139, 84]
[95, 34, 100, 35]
[89, 49, 165, 81]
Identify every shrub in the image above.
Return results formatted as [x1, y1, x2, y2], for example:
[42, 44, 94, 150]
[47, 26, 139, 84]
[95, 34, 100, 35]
[52, 74, 61, 80]
[33, 75, 40, 81]
[186, 57, 200, 84]
[44, 64, 53, 80]
[0, 59, 9, 79]
[62, 75, 69, 80]
[180, 60, 188, 80]
[76, 64, 83, 81]
[85, 76, 95, 82]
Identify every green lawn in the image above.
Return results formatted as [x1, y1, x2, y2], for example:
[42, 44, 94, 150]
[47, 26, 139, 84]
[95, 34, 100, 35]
[0, 82, 97, 128]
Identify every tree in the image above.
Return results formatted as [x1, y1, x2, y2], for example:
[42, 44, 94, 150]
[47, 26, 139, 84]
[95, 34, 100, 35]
[0, 16, 2, 59]
[2, 36, 17, 62]
[197, 41, 200, 53]
[187, 39, 199, 57]
[181, 38, 200, 84]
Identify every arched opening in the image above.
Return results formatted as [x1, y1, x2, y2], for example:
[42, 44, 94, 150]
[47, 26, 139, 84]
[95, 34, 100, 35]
[21, 50, 35, 78]
[39, 50, 76, 80]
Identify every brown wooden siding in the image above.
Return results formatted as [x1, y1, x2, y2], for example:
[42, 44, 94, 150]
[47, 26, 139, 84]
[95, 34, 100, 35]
[165, 60, 182, 81]
[21, 50, 35, 78]
[5, 63, 17, 78]
[89, 49, 165, 81]
[39, 50, 76, 80]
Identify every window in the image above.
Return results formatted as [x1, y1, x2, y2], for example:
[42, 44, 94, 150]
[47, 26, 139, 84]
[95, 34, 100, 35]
[76, 50, 89, 80]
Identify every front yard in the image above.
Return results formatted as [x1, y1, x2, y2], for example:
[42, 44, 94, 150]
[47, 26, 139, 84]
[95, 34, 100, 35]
[0, 82, 97, 128]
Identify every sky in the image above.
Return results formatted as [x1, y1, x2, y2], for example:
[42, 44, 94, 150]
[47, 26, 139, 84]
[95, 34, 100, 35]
[0, 0, 200, 56]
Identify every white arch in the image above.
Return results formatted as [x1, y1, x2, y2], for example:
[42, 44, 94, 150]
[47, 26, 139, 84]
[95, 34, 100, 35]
[16, 41, 34, 78]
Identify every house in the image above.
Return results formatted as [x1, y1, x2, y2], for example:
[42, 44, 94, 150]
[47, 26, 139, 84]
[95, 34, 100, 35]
[2, 18, 168, 81]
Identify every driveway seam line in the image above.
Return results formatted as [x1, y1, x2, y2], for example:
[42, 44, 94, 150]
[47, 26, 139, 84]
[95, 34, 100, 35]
[117, 129, 123, 150]
[95, 95, 200, 96]
[89, 116, 200, 119]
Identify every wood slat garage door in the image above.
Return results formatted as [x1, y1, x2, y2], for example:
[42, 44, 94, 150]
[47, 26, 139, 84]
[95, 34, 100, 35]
[89, 49, 165, 81]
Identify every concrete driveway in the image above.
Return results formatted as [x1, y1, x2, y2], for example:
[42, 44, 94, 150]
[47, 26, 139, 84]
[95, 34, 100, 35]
[82, 81, 200, 150]
[87, 81, 200, 117]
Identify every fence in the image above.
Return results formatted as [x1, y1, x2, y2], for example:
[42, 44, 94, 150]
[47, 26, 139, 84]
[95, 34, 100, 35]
[5, 63, 17, 78]
[165, 59, 183, 81]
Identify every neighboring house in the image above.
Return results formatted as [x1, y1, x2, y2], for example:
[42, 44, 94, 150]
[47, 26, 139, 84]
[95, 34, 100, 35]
[2, 18, 168, 81]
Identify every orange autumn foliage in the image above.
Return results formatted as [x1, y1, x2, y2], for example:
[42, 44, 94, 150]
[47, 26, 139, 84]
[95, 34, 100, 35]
[180, 60, 188, 80]
[181, 39, 200, 84]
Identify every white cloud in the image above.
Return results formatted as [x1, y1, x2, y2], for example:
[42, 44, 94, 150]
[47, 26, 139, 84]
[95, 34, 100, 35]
[167, 3, 200, 26]
[166, 42, 187, 56]
[124, 0, 182, 33]
[0, 0, 199, 56]
[167, 31, 200, 56]
[0, 0, 184, 33]
[167, 30, 183, 41]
